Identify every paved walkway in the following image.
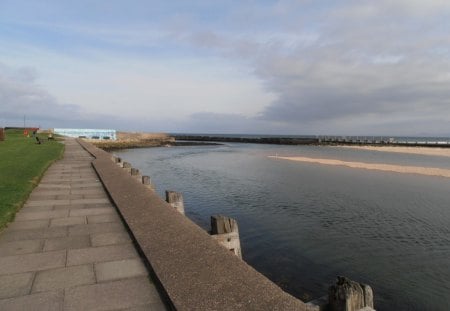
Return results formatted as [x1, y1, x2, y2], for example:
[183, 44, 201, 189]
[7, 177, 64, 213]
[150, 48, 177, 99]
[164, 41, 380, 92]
[0, 139, 167, 310]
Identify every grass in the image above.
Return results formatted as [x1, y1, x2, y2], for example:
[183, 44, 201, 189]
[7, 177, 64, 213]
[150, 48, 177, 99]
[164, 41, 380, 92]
[0, 129, 64, 230]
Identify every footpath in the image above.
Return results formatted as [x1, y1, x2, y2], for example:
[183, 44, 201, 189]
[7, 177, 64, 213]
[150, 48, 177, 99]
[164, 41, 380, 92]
[0, 139, 167, 310]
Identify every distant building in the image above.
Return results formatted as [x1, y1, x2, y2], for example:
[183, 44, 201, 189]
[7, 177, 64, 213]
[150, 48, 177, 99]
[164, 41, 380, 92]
[54, 128, 117, 140]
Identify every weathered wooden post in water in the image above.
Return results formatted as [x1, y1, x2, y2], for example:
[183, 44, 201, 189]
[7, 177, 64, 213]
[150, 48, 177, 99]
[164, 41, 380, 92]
[328, 276, 374, 311]
[165, 191, 185, 215]
[111, 156, 122, 166]
[142, 176, 155, 191]
[210, 215, 242, 259]
[306, 276, 374, 311]
[130, 167, 141, 181]
[122, 161, 132, 173]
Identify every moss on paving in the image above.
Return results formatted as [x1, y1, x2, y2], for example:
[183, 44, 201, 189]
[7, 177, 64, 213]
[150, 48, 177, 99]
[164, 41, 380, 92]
[0, 129, 64, 230]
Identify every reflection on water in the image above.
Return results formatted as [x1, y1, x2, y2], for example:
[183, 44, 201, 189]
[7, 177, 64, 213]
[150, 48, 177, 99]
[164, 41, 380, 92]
[115, 144, 450, 311]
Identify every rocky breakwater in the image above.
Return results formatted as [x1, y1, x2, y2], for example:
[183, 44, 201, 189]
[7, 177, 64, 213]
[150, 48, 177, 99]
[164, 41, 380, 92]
[175, 135, 319, 145]
[88, 132, 175, 150]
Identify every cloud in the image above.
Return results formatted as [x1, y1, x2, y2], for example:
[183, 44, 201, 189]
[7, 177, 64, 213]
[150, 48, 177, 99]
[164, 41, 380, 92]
[179, 112, 265, 134]
[243, 2, 450, 135]
[0, 63, 125, 129]
[2, 1, 450, 135]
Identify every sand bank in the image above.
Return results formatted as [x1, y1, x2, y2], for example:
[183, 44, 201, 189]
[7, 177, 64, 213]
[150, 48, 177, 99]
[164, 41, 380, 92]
[269, 156, 450, 178]
[336, 145, 450, 158]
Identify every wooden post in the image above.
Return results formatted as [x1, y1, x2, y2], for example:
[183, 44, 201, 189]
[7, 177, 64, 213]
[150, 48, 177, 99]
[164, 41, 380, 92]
[328, 276, 374, 311]
[130, 167, 142, 181]
[122, 161, 132, 173]
[305, 295, 328, 311]
[210, 215, 242, 259]
[165, 190, 185, 215]
[142, 176, 155, 191]
[116, 157, 123, 167]
[0, 128, 4, 141]
[111, 156, 121, 164]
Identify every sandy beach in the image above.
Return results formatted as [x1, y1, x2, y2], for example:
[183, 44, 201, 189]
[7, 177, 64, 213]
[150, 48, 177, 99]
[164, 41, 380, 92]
[336, 145, 450, 158]
[270, 156, 450, 178]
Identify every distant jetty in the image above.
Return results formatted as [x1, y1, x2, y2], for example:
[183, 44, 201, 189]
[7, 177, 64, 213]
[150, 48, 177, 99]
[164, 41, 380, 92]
[175, 135, 450, 147]
[174, 135, 318, 145]
[89, 132, 450, 149]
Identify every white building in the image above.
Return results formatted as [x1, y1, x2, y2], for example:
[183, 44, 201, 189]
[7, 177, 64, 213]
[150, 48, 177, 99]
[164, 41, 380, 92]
[54, 128, 117, 140]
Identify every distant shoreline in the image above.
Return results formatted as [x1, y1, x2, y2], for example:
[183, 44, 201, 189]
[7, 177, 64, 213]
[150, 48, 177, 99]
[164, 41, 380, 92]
[270, 156, 450, 178]
[174, 135, 450, 148]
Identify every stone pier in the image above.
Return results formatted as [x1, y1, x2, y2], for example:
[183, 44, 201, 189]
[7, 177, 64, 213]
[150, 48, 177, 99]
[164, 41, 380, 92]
[0, 139, 167, 310]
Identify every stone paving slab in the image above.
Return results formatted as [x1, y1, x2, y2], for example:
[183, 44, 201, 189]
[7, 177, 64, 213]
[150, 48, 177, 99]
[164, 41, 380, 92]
[69, 207, 114, 217]
[32, 264, 95, 293]
[37, 184, 71, 189]
[67, 243, 138, 266]
[0, 290, 64, 311]
[59, 202, 114, 210]
[95, 258, 147, 282]
[0, 139, 167, 310]
[0, 250, 66, 275]
[24, 200, 71, 208]
[71, 189, 108, 195]
[0, 272, 34, 299]
[43, 235, 91, 252]
[64, 277, 161, 311]
[91, 231, 132, 247]
[0, 239, 44, 257]
[87, 213, 121, 224]
[15, 209, 69, 221]
[50, 216, 86, 227]
[16, 206, 54, 212]
[0, 226, 67, 243]
[6, 219, 50, 231]
[68, 222, 125, 236]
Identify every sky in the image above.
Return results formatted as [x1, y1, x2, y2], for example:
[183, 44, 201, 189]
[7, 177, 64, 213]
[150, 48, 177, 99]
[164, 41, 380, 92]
[1, 0, 450, 136]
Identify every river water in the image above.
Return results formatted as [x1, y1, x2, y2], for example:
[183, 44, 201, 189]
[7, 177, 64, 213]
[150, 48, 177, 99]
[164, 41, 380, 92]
[115, 143, 450, 310]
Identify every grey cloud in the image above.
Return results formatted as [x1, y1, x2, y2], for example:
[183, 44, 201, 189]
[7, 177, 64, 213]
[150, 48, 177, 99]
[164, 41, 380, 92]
[1, 64, 82, 126]
[182, 112, 265, 134]
[172, 2, 450, 135]
[252, 4, 450, 134]
[0, 63, 125, 129]
[258, 60, 450, 123]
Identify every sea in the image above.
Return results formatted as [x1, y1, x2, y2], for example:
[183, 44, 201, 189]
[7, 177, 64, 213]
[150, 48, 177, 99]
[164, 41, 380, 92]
[114, 141, 450, 311]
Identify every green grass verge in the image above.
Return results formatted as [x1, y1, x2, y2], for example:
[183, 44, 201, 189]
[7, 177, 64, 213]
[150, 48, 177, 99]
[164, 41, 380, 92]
[0, 129, 65, 230]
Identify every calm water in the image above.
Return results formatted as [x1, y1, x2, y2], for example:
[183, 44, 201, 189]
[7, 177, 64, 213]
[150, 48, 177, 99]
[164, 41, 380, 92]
[115, 144, 450, 310]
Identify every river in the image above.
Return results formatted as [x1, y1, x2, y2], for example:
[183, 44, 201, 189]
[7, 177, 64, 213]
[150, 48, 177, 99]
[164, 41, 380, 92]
[115, 143, 450, 310]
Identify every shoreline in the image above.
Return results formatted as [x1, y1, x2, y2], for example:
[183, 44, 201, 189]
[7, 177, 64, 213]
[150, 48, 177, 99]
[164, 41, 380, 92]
[270, 156, 450, 178]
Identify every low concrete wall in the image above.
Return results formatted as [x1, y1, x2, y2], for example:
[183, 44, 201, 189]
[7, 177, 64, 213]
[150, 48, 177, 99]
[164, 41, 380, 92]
[77, 139, 306, 311]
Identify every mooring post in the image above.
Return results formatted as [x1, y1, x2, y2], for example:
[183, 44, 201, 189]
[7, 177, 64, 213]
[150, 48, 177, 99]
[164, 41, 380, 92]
[116, 157, 123, 167]
[111, 156, 121, 165]
[130, 167, 141, 180]
[122, 161, 132, 174]
[165, 190, 185, 215]
[142, 176, 155, 191]
[328, 276, 374, 311]
[210, 215, 242, 259]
